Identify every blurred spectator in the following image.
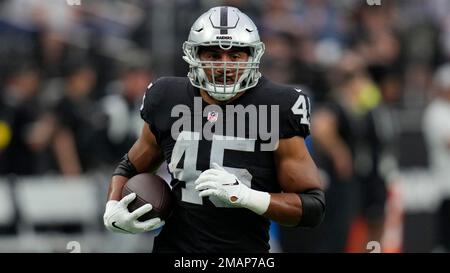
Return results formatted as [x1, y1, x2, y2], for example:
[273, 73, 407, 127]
[0, 87, 13, 174]
[297, 0, 346, 42]
[261, 32, 296, 83]
[356, 66, 403, 250]
[0, 64, 55, 175]
[309, 56, 366, 252]
[292, 33, 332, 103]
[403, 63, 433, 109]
[350, 2, 403, 75]
[305, 49, 384, 252]
[260, 0, 304, 36]
[423, 64, 450, 252]
[36, 30, 68, 79]
[101, 60, 152, 163]
[311, 75, 356, 252]
[52, 62, 107, 176]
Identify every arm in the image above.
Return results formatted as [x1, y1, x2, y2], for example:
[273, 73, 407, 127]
[267, 136, 324, 226]
[107, 123, 164, 201]
[27, 113, 56, 152]
[53, 127, 82, 176]
[195, 136, 325, 228]
[103, 123, 165, 234]
[312, 108, 352, 179]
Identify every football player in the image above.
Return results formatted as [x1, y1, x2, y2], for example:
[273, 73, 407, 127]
[103, 6, 325, 252]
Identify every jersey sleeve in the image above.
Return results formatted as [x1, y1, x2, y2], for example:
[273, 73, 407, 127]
[140, 78, 167, 138]
[279, 88, 311, 139]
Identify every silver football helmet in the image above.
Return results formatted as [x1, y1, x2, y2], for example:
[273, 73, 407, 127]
[183, 6, 265, 101]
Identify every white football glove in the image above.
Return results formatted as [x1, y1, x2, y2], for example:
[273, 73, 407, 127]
[103, 193, 165, 234]
[194, 163, 271, 215]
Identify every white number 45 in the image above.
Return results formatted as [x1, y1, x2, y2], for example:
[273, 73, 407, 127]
[291, 89, 310, 126]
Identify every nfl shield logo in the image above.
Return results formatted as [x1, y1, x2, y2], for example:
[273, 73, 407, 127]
[207, 111, 218, 123]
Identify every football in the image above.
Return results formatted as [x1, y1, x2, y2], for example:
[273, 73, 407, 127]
[122, 173, 174, 221]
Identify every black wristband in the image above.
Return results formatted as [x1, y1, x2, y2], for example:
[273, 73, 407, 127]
[113, 154, 138, 178]
[298, 189, 326, 228]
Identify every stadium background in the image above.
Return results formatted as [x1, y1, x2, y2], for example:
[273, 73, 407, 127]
[0, 0, 448, 252]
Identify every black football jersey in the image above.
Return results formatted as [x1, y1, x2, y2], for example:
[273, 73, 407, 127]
[140, 76, 311, 252]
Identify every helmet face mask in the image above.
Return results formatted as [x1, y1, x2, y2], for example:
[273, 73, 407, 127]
[183, 6, 265, 101]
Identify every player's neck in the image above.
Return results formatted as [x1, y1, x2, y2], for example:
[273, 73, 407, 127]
[200, 89, 244, 105]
